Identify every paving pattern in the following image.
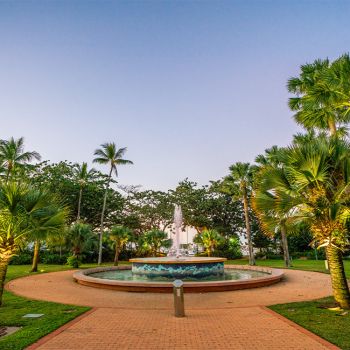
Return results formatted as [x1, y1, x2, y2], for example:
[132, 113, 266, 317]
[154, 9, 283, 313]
[7, 269, 338, 349]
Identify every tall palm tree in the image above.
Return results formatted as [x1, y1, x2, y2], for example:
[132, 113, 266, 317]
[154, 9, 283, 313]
[0, 137, 41, 182]
[0, 182, 68, 306]
[254, 147, 291, 267]
[288, 54, 350, 136]
[222, 163, 256, 265]
[93, 142, 133, 265]
[73, 162, 96, 221]
[254, 136, 350, 309]
[109, 225, 132, 265]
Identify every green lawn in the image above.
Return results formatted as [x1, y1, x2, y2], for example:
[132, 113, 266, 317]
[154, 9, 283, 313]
[1, 260, 350, 349]
[0, 264, 89, 350]
[226, 258, 350, 277]
[271, 297, 350, 350]
[226, 258, 350, 349]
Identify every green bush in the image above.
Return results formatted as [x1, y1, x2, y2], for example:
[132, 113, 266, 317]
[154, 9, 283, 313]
[9, 252, 32, 265]
[42, 253, 68, 265]
[66, 255, 81, 268]
[213, 237, 242, 259]
[306, 248, 326, 260]
[255, 251, 267, 259]
[266, 253, 284, 260]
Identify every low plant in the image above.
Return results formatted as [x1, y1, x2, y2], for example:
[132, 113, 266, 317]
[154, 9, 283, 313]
[66, 255, 81, 268]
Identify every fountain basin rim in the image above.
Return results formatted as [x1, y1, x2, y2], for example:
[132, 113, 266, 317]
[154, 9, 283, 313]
[129, 257, 227, 264]
[73, 265, 284, 293]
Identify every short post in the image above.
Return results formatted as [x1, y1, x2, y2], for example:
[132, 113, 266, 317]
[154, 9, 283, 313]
[173, 279, 185, 317]
[325, 259, 329, 270]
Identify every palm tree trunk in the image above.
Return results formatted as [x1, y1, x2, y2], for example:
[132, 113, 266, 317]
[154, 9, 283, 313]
[98, 168, 113, 265]
[207, 247, 211, 257]
[5, 165, 11, 184]
[77, 187, 83, 221]
[328, 120, 337, 136]
[243, 190, 255, 265]
[280, 223, 291, 268]
[0, 254, 11, 306]
[31, 240, 40, 272]
[114, 245, 119, 266]
[326, 245, 350, 309]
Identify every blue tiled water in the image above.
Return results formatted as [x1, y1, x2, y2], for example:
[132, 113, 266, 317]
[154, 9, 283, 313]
[89, 268, 269, 282]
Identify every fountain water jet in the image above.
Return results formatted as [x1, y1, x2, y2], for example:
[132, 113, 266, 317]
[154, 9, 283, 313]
[172, 204, 183, 258]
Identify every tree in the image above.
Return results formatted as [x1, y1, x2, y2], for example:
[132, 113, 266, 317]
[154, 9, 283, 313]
[29, 193, 68, 272]
[109, 226, 132, 265]
[31, 161, 124, 228]
[254, 146, 292, 267]
[123, 189, 174, 234]
[65, 222, 96, 259]
[171, 179, 211, 232]
[0, 137, 41, 182]
[222, 163, 256, 265]
[73, 162, 97, 221]
[93, 143, 133, 265]
[0, 182, 67, 306]
[141, 230, 172, 256]
[254, 136, 350, 309]
[194, 229, 224, 257]
[288, 54, 350, 136]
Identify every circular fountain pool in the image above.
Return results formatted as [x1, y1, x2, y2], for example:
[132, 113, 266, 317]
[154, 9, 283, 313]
[73, 258, 284, 293]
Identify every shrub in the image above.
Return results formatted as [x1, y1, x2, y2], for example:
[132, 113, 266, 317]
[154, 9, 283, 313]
[66, 255, 81, 268]
[306, 248, 326, 260]
[10, 252, 32, 265]
[213, 237, 242, 259]
[41, 253, 68, 265]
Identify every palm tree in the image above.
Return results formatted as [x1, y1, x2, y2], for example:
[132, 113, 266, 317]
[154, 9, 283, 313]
[254, 136, 350, 309]
[288, 54, 350, 136]
[0, 137, 41, 182]
[222, 163, 256, 265]
[0, 182, 68, 306]
[109, 226, 132, 265]
[93, 142, 133, 265]
[194, 229, 224, 257]
[254, 147, 291, 267]
[65, 222, 96, 259]
[73, 162, 96, 221]
[141, 230, 172, 256]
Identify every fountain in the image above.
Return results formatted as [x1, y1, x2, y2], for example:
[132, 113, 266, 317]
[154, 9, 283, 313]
[73, 205, 284, 292]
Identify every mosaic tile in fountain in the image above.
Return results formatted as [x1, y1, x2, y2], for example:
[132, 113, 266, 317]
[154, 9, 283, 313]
[131, 262, 224, 278]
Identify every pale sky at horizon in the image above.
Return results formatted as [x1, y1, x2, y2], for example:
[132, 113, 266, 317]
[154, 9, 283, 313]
[1, 1, 349, 190]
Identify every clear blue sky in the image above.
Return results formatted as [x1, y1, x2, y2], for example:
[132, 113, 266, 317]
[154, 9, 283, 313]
[0, 1, 349, 190]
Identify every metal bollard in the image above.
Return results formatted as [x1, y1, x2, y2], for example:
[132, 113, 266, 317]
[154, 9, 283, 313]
[173, 279, 185, 317]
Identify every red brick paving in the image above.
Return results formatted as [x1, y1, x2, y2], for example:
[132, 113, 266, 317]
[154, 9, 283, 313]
[7, 269, 338, 349]
[31, 307, 336, 350]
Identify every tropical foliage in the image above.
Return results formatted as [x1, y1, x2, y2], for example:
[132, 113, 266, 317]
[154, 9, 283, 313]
[93, 142, 133, 265]
[194, 229, 224, 257]
[109, 225, 132, 265]
[221, 163, 256, 265]
[0, 182, 67, 305]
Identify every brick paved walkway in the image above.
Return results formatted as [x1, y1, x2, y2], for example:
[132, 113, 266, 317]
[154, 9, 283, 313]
[7, 269, 338, 349]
